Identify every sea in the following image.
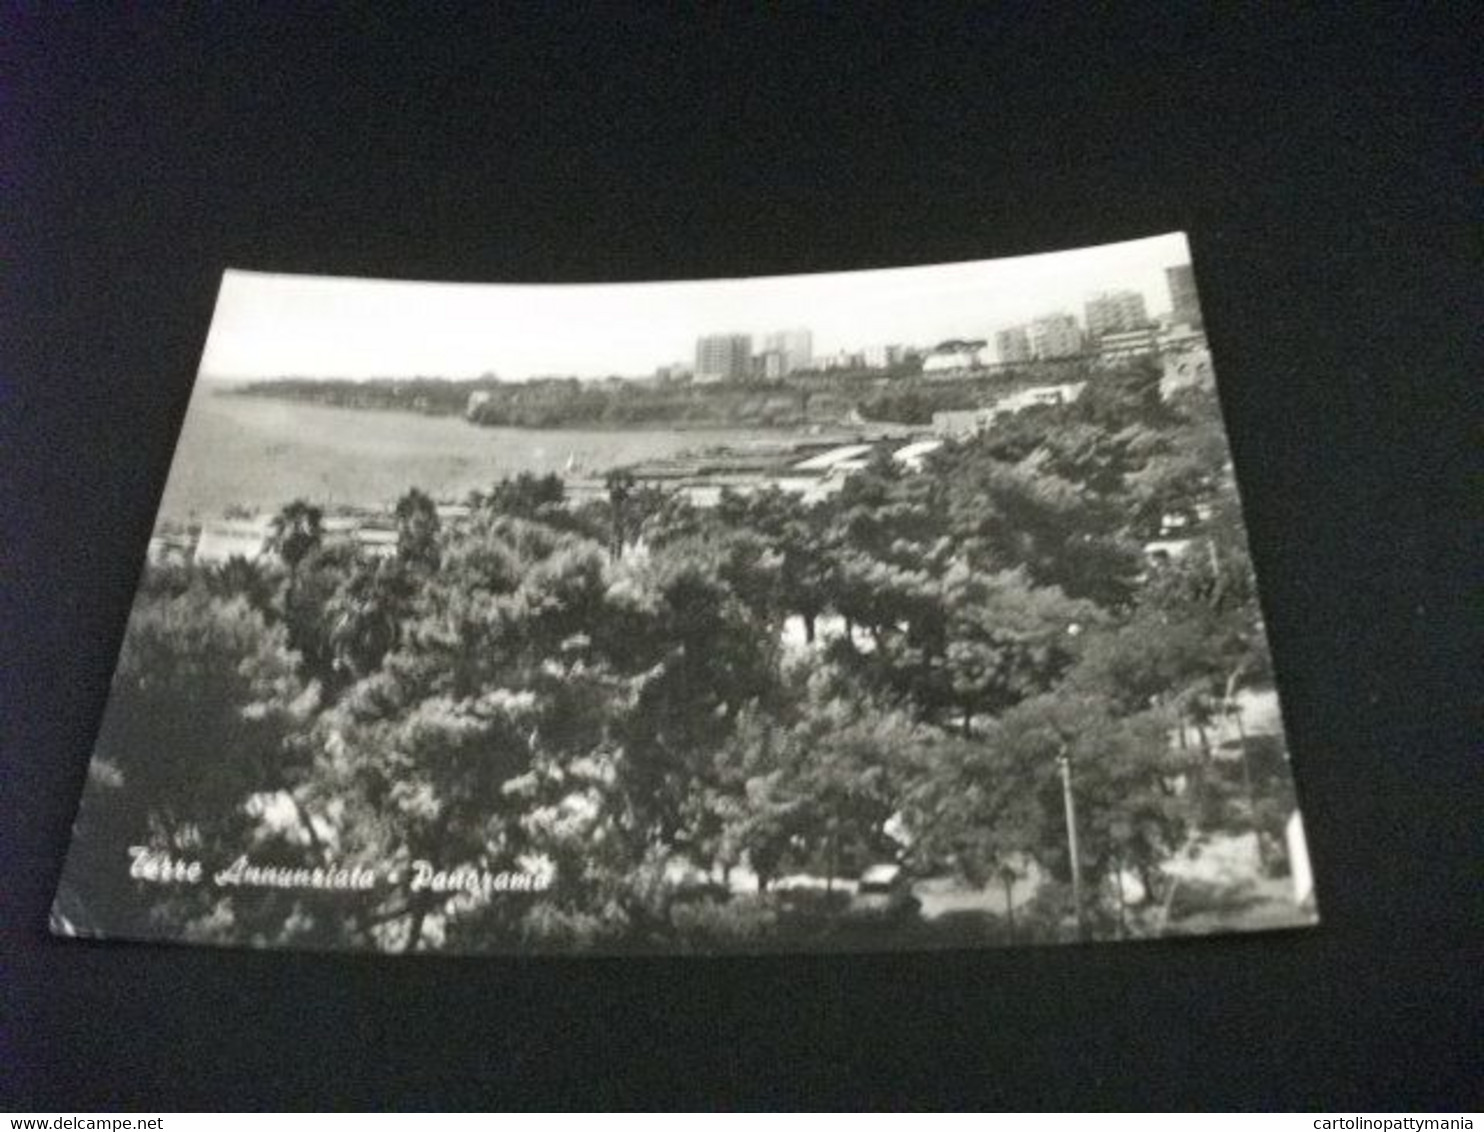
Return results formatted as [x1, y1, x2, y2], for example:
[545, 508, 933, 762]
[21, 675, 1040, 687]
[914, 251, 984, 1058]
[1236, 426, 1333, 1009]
[156, 389, 794, 522]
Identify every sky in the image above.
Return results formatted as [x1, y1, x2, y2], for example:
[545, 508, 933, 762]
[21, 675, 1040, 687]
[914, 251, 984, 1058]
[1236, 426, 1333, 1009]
[198, 232, 1193, 383]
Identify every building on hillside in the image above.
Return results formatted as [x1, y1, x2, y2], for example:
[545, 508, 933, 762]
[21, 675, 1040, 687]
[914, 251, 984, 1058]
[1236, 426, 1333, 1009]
[762, 328, 812, 375]
[991, 381, 1086, 420]
[1084, 290, 1151, 342]
[1029, 313, 1084, 359]
[695, 333, 753, 383]
[1097, 325, 1160, 361]
[1158, 324, 1207, 353]
[932, 408, 995, 438]
[933, 385, 1085, 439]
[813, 349, 867, 372]
[994, 326, 1032, 364]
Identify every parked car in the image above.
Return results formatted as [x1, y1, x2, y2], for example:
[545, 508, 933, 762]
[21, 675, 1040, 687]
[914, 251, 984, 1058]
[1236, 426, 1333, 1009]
[848, 863, 921, 920]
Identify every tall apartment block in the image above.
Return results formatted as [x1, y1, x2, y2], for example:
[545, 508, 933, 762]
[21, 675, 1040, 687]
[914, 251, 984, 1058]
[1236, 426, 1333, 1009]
[994, 326, 1032, 364]
[1165, 264, 1203, 328]
[1030, 313, 1084, 359]
[1084, 290, 1151, 342]
[761, 328, 813, 376]
[695, 333, 754, 383]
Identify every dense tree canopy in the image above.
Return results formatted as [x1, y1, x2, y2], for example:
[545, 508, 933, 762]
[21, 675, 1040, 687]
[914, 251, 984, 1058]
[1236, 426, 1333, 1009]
[57, 360, 1297, 952]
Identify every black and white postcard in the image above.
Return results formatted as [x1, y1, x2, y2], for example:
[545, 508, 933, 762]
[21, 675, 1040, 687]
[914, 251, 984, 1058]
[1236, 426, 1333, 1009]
[51, 233, 1319, 954]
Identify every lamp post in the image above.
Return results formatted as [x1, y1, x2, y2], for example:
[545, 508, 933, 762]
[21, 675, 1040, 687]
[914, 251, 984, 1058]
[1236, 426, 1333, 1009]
[1057, 748, 1085, 940]
[998, 862, 1019, 941]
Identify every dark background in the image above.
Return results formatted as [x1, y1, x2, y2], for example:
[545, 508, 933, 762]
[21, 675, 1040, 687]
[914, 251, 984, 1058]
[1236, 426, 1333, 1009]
[4, 8, 1478, 1110]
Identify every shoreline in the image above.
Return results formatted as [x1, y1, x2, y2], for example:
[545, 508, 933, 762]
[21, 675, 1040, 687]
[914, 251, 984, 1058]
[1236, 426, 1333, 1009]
[160, 394, 917, 525]
[225, 388, 861, 436]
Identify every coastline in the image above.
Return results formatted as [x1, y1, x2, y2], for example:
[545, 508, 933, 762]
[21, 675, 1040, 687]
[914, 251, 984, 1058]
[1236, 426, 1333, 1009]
[226, 386, 860, 435]
[159, 392, 880, 522]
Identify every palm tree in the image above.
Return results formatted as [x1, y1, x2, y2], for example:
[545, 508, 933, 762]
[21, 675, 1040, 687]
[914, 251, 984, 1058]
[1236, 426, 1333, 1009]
[394, 488, 441, 570]
[605, 468, 636, 559]
[207, 555, 275, 617]
[269, 500, 323, 574]
[326, 562, 406, 679]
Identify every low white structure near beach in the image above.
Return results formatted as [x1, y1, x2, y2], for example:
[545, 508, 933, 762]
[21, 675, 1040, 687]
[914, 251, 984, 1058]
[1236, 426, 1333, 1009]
[193, 517, 274, 564]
